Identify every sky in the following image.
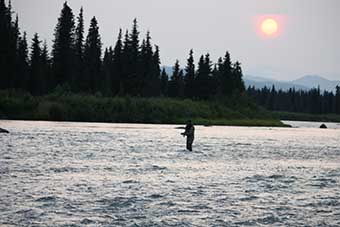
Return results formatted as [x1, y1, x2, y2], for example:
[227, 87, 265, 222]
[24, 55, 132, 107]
[10, 0, 340, 81]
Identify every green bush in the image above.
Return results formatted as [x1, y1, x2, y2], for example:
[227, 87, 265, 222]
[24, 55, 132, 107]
[0, 89, 285, 126]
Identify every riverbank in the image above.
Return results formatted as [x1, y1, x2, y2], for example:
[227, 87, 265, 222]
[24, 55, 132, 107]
[0, 90, 288, 127]
[275, 111, 340, 123]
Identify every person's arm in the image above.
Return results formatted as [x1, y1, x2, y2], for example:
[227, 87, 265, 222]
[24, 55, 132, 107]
[181, 125, 189, 136]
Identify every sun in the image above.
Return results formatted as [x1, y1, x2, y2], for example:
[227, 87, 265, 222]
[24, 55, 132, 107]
[261, 18, 278, 36]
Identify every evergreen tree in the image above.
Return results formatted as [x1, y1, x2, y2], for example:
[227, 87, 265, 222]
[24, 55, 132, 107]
[0, 0, 16, 89]
[40, 41, 51, 93]
[102, 47, 113, 96]
[10, 14, 21, 88]
[29, 33, 43, 95]
[52, 1, 76, 88]
[335, 86, 340, 114]
[184, 49, 195, 98]
[120, 30, 130, 95]
[178, 69, 185, 97]
[168, 60, 183, 97]
[83, 16, 102, 93]
[219, 51, 233, 96]
[231, 61, 245, 94]
[112, 29, 123, 95]
[247, 86, 339, 115]
[160, 67, 168, 96]
[130, 18, 140, 68]
[266, 85, 276, 110]
[195, 54, 212, 99]
[73, 7, 84, 91]
[124, 19, 141, 96]
[15, 32, 29, 90]
[151, 45, 161, 96]
[140, 31, 154, 97]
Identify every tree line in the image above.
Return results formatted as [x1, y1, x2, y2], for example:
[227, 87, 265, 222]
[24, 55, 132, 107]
[0, 1, 245, 99]
[247, 86, 340, 114]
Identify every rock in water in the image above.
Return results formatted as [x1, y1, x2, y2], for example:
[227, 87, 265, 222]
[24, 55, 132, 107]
[320, 124, 327, 129]
[0, 128, 9, 133]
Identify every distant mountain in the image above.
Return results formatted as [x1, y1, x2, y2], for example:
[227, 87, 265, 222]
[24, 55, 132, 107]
[244, 74, 340, 91]
[292, 75, 340, 91]
[161, 66, 174, 77]
[161, 66, 340, 92]
[244, 75, 309, 91]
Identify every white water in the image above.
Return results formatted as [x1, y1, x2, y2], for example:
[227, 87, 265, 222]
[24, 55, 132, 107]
[1, 120, 340, 226]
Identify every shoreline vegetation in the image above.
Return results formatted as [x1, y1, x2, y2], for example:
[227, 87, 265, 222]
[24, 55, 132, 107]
[0, 90, 289, 127]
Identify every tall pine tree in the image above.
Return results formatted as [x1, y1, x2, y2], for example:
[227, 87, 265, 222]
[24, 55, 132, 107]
[52, 2, 76, 89]
[112, 29, 123, 95]
[219, 51, 233, 96]
[0, 0, 17, 89]
[102, 47, 113, 96]
[40, 41, 51, 93]
[16, 32, 29, 90]
[195, 54, 212, 99]
[231, 61, 245, 94]
[160, 67, 168, 96]
[184, 49, 195, 98]
[29, 33, 43, 95]
[73, 7, 84, 91]
[83, 16, 102, 93]
[151, 45, 161, 96]
[121, 19, 141, 96]
[168, 60, 183, 97]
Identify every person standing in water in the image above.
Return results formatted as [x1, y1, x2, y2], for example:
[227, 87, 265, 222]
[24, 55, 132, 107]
[181, 120, 195, 151]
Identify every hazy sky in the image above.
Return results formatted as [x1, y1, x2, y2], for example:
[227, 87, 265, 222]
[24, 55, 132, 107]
[11, 0, 340, 80]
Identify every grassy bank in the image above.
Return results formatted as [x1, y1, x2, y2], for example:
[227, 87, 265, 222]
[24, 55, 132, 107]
[0, 89, 287, 127]
[275, 111, 340, 123]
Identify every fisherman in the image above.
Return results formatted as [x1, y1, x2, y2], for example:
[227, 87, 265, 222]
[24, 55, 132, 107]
[181, 120, 195, 151]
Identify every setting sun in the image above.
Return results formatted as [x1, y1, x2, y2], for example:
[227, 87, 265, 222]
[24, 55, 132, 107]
[261, 18, 278, 36]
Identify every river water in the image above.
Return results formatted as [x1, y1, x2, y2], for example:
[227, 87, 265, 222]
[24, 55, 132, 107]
[0, 120, 339, 226]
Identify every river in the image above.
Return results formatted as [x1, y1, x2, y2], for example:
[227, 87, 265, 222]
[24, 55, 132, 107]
[1, 120, 339, 226]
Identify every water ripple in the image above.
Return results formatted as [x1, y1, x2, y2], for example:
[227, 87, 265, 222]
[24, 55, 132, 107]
[1, 120, 340, 226]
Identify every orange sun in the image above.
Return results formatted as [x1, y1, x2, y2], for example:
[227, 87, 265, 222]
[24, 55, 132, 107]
[261, 18, 278, 36]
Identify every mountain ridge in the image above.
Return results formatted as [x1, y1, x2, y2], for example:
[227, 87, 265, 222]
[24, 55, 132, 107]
[161, 65, 339, 91]
[244, 74, 340, 91]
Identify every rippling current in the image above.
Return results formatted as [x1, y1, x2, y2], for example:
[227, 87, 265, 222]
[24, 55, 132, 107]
[1, 120, 340, 226]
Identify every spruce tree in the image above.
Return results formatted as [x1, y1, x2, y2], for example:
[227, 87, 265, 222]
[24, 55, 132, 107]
[335, 86, 340, 114]
[130, 18, 140, 69]
[29, 33, 42, 95]
[231, 61, 245, 94]
[140, 31, 154, 96]
[16, 32, 29, 90]
[102, 47, 113, 96]
[112, 29, 123, 95]
[83, 16, 102, 93]
[219, 51, 233, 96]
[184, 49, 195, 98]
[120, 30, 130, 95]
[168, 60, 183, 97]
[0, 0, 9, 88]
[52, 2, 76, 88]
[160, 67, 168, 96]
[73, 7, 84, 91]
[126, 19, 141, 95]
[0, 0, 16, 89]
[195, 54, 212, 99]
[40, 41, 51, 93]
[151, 45, 161, 96]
